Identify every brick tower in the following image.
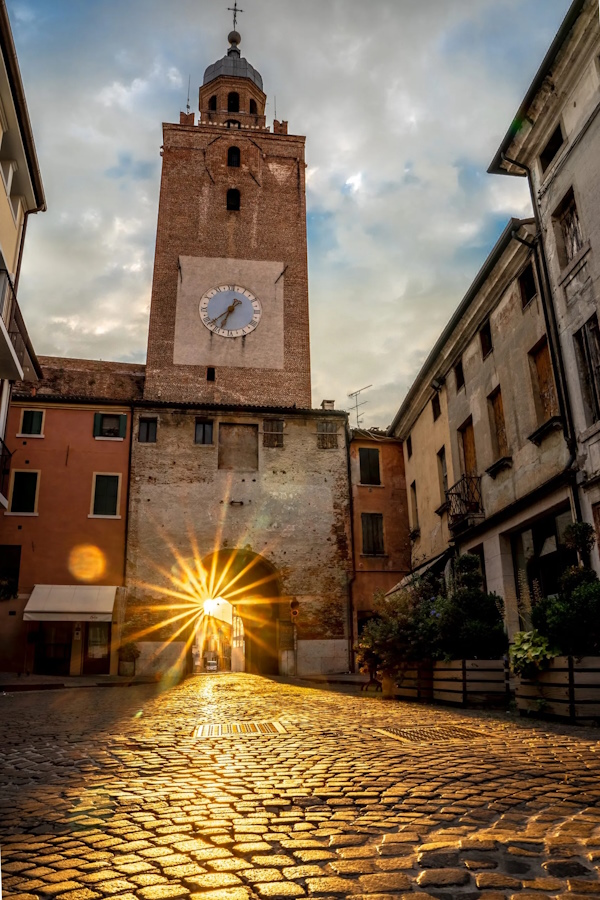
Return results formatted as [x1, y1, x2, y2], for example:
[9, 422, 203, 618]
[144, 29, 311, 408]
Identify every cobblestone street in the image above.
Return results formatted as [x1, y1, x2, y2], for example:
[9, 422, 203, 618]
[2, 675, 600, 900]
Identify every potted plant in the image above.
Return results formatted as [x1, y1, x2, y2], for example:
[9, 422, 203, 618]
[118, 641, 141, 676]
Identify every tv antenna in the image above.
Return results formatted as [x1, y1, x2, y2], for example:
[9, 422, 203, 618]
[186, 75, 191, 114]
[348, 384, 372, 428]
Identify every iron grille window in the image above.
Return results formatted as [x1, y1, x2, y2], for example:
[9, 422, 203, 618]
[10, 471, 37, 513]
[317, 421, 338, 449]
[21, 410, 43, 435]
[195, 419, 214, 445]
[93, 475, 119, 517]
[263, 419, 284, 448]
[359, 447, 381, 485]
[574, 314, 600, 426]
[361, 513, 385, 556]
[138, 418, 157, 444]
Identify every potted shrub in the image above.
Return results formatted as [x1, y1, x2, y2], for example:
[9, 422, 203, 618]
[118, 641, 141, 676]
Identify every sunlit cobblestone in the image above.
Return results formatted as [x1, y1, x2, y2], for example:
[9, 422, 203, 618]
[2, 674, 600, 899]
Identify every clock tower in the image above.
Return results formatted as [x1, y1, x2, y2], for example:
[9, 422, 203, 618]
[144, 29, 312, 409]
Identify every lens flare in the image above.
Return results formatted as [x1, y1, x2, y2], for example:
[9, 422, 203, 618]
[68, 544, 106, 582]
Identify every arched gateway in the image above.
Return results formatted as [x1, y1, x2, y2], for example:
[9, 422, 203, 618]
[199, 549, 287, 675]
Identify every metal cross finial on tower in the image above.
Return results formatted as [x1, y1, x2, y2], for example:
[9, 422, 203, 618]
[227, 1, 243, 30]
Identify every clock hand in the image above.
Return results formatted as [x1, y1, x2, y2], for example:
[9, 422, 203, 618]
[209, 297, 243, 327]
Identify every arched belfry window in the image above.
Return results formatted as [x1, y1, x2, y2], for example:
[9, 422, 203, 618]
[208, 95, 217, 111]
[249, 99, 257, 115]
[228, 146, 241, 168]
[228, 92, 240, 113]
[227, 188, 240, 211]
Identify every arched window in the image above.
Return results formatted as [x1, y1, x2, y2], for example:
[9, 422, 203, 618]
[227, 188, 240, 211]
[226, 120, 240, 129]
[228, 92, 240, 113]
[208, 95, 217, 111]
[249, 99, 257, 115]
[228, 146, 240, 168]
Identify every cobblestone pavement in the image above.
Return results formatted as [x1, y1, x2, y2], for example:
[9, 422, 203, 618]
[2, 674, 600, 900]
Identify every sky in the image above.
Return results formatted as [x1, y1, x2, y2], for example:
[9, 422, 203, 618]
[8, 0, 574, 427]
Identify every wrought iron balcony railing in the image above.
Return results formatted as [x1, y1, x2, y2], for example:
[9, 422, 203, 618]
[445, 474, 484, 531]
[0, 436, 13, 501]
[0, 269, 40, 380]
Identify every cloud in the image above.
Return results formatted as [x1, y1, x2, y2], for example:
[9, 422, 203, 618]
[8, 0, 573, 426]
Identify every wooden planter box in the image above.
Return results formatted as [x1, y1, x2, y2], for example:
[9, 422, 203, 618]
[383, 659, 508, 707]
[516, 656, 600, 720]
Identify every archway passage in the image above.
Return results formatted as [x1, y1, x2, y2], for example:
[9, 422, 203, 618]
[201, 549, 283, 675]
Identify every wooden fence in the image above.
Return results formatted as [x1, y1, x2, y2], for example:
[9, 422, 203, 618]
[516, 656, 600, 720]
[388, 659, 509, 707]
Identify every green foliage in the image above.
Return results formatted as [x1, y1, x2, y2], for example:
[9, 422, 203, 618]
[509, 629, 558, 678]
[558, 564, 597, 598]
[563, 521, 596, 557]
[532, 578, 600, 656]
[119, 641, 141, 662]
[435, 554, 507, 660]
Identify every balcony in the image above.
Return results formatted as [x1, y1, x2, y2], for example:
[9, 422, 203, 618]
[446, 474, 484, 532]
[0, 269, 39, 381]
[0, 436, 12, 506]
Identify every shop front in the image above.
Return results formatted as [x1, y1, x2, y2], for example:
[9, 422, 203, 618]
[23, 585, 118, 676]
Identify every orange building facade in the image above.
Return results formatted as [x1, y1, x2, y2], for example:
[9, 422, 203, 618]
[349, 429, 411, 642]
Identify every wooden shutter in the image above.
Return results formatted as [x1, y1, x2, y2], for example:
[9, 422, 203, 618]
[490, 389, 508, 458]
[359, 448, 380, 485]
[461, 419, 477, 476]
[93, 475, 119, 516]
[118, 415, 127, 438]
[533, 340, 558, 421]
[93, 413, 103, 437]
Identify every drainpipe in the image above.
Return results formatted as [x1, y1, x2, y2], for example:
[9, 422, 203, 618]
[503, 153, 582, 523]
[14, 204, 45, 291]
[345, 423, 357, 673]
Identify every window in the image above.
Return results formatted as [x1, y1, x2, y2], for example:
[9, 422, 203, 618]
[138, 418, 157, 444]
[459, 417, 477, 476]
[218, 423, 258, 471]
[432, 393, 441, 421]
[226, 120, 241, 129]
[228, 146, 240, 168]
[195, 418, 214, 445]
[519, 263, 537, 309]
[406, 435, 412, 459]
[249, 99, 257, 115]
[228, 92, 240, 113]
[9, 471, 38, 514]
[227, 188, 240, 211]
[207, 367, 216, 382]
[317, 421, 338, 449]
[20, 409, 43, 436]
[437, 446, 448, 500]
[574, 313, 600, 425]
[208, 95, 217, 111]
[361, 513, 385, 556]
[554, 189, 584, 267]
[529, 337, 558, 424]
[454, 359, 465, 391]
[91, 474, 120, 517]
[540, 124, 564, 173]
[512, 507, 576, 611]
[410, 481, 419, 531]
[488, 386, 509, 459]
[0, 545, 20, 595]
[480, 320, 493, 359]
[359, 447, 381, 485]
[93, 413, 126, 439]
[263, 419, 284, 448]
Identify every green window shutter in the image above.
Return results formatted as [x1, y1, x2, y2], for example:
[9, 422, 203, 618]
[22, 410, 43, 435]
[93, 413, 103, 437]
[93, 475, 119, 516]
[11, 472, 38, 513]
[118, 415, 127, 438]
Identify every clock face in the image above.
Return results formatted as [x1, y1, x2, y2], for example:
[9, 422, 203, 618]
[199, 284, 262, 338]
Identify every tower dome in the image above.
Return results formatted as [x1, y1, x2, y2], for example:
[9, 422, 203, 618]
[203, 31, 263, 91]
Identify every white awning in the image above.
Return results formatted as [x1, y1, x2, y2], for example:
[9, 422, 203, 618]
[23, 585, 118, 622]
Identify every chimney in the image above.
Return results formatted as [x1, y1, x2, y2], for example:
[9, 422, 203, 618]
[320, 400, 335, 410]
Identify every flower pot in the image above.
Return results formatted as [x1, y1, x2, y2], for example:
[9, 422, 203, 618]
[119, 659, 135, 677]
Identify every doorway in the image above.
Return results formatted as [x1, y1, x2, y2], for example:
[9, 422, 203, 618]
[34, 622, 72, 676]
[82, 622, 111, 675]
